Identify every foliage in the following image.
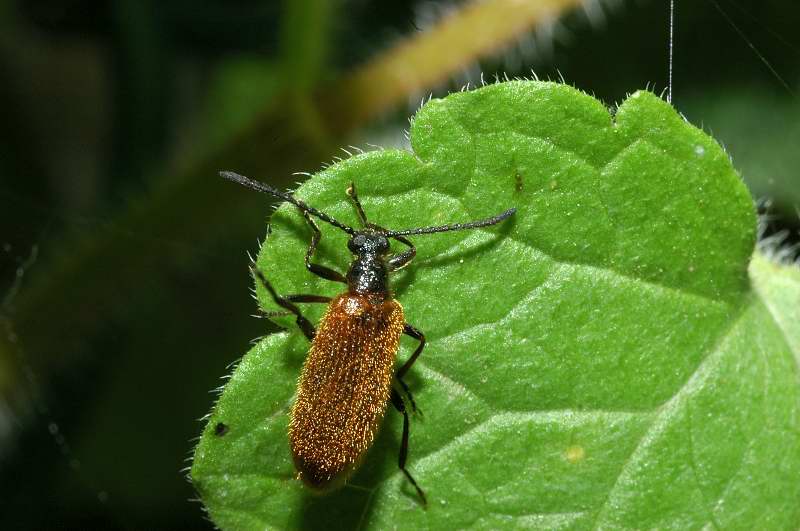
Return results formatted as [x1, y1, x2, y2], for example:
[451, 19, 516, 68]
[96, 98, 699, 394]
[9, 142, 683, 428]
[192, 81, 800, 529]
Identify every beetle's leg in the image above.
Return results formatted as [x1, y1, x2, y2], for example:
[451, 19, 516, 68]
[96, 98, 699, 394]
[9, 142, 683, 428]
[251, 268, 317, 341]
[349, 182, 405, 239]
[394, 375, 421, 416]
[390, 389, 427, 507]
[301, 210, 347, 284]
[283, 294, 332, 304]
[257, 295, 330, 319]
[258, 310, 292, 318]
[398, 324, 425, 378]
[387, 235, 416, 271]
[394, 323, 425, 414]
[345, 182, 369, 226]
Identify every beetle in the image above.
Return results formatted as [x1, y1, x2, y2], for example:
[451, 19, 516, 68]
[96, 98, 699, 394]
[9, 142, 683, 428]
[221, 170, 515, 505]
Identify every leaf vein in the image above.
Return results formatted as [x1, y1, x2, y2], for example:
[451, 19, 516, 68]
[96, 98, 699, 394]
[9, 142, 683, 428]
[589, 300, 751, 528]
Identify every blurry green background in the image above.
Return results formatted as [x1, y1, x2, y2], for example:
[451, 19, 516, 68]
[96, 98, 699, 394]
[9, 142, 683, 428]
[0, 0, 798, 529]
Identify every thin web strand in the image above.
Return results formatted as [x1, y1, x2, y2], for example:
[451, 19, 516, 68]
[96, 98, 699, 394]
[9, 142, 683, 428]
[668, 0, 675, 103]
[707, 0, 795, 97]
[721, 0, 800, 56]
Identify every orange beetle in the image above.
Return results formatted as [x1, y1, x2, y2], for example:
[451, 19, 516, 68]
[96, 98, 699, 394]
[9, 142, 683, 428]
[222, 171, 515, 505]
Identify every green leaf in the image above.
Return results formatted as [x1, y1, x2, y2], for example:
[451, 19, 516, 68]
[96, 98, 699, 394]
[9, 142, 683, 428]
[191, 81, 800, 529]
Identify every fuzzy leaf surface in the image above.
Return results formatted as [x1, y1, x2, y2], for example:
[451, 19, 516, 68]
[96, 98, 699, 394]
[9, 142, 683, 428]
[192, 81, 800, 530]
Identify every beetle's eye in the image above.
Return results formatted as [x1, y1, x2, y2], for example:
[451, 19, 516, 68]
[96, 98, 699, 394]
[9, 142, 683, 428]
[377, 237, 389, 252]
[348, 235, 365, 253]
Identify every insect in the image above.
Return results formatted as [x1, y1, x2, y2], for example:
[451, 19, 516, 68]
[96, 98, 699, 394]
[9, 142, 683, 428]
[221, 170, 515, 505]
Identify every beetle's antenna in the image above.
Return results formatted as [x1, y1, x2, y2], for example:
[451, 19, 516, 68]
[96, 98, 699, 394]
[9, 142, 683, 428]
[221, 171, 356, 235]
[385, 208, 516, 237]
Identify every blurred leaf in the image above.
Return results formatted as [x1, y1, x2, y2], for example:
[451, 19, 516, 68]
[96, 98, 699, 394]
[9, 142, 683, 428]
[195, 80, 797, 529]
[750, 253, 800, 369]
[280, 0, 333, 94]
[682, 86, 800, 214]
[200, 57, 282, 153]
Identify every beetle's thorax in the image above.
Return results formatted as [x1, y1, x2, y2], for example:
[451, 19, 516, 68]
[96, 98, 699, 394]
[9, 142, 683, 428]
[346, 230, 390, 298]
[346, 255, 388, 297]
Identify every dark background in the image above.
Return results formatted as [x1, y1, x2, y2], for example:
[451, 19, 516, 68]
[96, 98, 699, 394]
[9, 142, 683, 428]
[1, 1, 798, 529]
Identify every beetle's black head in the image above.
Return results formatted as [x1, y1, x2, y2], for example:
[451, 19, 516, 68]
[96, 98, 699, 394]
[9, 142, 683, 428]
[347, 231, 390, 257]
[221, 172, 516, 300]
[346, 231, 391, 296]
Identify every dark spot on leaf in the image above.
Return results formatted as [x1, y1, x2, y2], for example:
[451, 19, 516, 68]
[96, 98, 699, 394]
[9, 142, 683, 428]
[214, 422, 229, 436]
